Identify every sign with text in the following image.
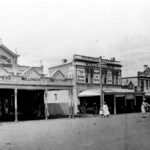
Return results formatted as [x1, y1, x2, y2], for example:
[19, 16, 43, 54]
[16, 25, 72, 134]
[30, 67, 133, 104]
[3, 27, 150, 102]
[93, 74, 100, 84]
[77, 68, 86, 83]
[107, 70, 112, 84]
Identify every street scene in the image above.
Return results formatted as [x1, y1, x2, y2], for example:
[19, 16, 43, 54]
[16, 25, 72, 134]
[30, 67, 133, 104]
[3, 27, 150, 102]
[1, 0, 150, 150]
[0, 113, 150, 150]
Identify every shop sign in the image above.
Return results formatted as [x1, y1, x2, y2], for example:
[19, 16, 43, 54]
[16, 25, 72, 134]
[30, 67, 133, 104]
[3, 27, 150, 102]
[74, 61, 99, 67]
[0, 55, 11, 63]
[0, 55, 12, 68]
[74, 55, 99, 62]
[107, 70, 112, 84]
[22, 77, 41, 82]
[77, 68, 86, 83]
[93, 74, 100, 84]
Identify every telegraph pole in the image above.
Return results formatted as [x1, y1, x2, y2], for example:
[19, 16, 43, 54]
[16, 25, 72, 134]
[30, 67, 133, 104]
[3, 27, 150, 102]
[99, 56, 103, 109]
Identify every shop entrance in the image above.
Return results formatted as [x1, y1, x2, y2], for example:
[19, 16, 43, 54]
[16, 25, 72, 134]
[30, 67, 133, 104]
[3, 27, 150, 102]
[116, 96, 126, 114]
[125, 99, 134, 113]
[134, 96, 143, 112]
[17, 90, 45, 121]
[79, 96, 100, 114]
[104, 95, 114, 114]
[0, 89, 14, 121]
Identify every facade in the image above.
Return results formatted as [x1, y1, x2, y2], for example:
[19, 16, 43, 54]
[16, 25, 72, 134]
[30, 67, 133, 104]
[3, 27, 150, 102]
[49, 54, 144, 115]
[122, 65, 150, 104]
[0, 44, 73, 122]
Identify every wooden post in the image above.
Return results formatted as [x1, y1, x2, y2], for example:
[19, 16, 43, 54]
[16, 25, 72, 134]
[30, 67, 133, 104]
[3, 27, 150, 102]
[114, 95, 116, 115]
[14, 88, 18, 122]
[44, 89, 48, 120]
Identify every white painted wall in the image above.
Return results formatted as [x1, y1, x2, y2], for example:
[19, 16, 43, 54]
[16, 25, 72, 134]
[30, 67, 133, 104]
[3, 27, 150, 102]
[47, 90, 70, 103]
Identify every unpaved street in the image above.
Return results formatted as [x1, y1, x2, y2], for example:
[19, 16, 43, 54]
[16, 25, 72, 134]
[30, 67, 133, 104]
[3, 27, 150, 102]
[0, 113, 150, 150]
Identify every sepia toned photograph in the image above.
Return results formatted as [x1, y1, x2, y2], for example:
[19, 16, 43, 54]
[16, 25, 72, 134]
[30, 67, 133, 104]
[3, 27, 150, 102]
[0, 0, 150, 150]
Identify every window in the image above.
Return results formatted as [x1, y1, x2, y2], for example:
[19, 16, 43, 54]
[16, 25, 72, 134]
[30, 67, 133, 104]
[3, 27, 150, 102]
[146, 80, 148, 90]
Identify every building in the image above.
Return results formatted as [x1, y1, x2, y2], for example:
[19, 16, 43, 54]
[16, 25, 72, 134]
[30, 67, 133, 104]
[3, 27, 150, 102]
[49, 54, 144, 115]
[0, 44, 73, 122]
[122, 65, 150, 104]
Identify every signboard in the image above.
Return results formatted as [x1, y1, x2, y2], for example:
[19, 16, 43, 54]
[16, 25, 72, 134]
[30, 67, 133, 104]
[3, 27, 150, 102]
[74, 55, 99, 62]
[22, 77, 41, 82]
[93, 74, 100, 84]
[77, 68, 86, 83]
[0, 55, 12, 68]
[107, 70, 112, 84]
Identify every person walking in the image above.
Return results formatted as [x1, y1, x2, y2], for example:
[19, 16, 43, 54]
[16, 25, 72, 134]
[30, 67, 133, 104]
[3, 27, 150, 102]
[141, 100, 150, 118]
[102, 102, 110, 117]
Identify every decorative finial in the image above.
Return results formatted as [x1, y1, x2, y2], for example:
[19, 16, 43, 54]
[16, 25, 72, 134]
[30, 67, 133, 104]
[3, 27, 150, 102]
[15, 48, 18, 54]
[40, 60, 43, 67]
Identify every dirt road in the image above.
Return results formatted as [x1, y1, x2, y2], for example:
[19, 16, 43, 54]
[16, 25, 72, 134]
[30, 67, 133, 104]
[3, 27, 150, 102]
[0, 113, 150, 150]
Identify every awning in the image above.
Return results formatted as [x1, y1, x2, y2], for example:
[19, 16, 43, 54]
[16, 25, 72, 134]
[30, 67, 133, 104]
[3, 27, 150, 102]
[78, 89, 100, 97]
[78, 88, 136, 97]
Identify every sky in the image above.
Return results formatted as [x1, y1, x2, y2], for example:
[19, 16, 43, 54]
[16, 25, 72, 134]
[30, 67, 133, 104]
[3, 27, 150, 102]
[0, 0, 150, 77]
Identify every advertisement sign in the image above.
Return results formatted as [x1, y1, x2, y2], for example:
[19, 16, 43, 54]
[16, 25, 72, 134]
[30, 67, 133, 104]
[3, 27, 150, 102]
[93, 74, 100, 84]
[107, 70, 112, 84]
[77, 68, 86, 83]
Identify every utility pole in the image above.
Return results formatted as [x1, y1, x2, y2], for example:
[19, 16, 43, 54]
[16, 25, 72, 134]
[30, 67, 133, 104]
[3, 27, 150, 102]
[99, 56, 103, 109]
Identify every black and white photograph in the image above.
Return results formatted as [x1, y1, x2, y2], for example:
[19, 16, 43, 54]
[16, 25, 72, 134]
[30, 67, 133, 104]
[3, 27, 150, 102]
[0, 0, 150, 150]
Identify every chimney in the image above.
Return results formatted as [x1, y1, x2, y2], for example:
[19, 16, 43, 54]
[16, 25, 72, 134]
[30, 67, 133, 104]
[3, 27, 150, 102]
[144, 65, 148, 70]
[111, 57, 115, 61]
[62, 59, 67, 64]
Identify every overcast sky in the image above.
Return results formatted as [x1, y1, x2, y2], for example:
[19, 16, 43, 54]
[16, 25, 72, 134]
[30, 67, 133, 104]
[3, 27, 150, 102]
[0, 0, 150, 76]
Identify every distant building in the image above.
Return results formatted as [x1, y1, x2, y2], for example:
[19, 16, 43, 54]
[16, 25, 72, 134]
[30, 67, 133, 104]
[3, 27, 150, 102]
[122, 65, 150, 103]
[49, 54, 144, 115]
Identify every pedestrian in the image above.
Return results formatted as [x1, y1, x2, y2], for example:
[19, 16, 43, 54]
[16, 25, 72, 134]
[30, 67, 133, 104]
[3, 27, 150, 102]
[102, 102, 110, 117]
[141, 100, 150, 118]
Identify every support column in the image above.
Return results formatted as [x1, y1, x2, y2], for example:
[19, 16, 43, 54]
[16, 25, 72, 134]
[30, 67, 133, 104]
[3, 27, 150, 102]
[14, 88, 18, 122]
[44, 89, 48, 120]
[114, 95, 116, 115]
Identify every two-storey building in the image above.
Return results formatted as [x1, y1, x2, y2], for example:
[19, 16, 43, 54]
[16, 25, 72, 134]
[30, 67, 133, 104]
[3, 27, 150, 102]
[49, 54, 144, 115]
[122, 65, 150, 104]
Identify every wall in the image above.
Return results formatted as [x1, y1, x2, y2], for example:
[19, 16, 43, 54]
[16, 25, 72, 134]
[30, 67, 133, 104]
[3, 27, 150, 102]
[47, 90, 71, 115]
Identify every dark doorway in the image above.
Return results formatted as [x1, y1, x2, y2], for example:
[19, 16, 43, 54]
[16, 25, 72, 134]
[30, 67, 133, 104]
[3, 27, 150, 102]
[135, 96, 143, 112]
[0, 89, 14, 121]
[125, 99, 134, 113]
[17, 90, 45, 121]
[79, 96, 100, 114]
[104, 95, 114, 114]
[116, 97, 126, 114]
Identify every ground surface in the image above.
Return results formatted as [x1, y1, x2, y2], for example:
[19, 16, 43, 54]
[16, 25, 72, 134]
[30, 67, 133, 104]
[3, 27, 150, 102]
[0, 113, 150, 150]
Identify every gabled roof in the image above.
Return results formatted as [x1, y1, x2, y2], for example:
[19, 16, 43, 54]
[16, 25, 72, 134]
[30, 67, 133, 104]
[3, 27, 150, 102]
[21, 67, 41, 77]
[49, 69, 66, 79]
[0, 44, 19, 58]
[0, 66, 9, 76]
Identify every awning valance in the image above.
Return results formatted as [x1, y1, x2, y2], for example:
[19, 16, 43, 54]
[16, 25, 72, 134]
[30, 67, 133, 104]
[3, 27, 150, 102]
[78, 88, 137, 97]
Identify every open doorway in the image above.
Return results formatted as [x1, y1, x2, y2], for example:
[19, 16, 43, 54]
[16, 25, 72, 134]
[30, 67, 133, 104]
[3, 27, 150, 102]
[0, 89, 14, 121]
[17, 90, 45, 121]
[79, 96, 100, 114]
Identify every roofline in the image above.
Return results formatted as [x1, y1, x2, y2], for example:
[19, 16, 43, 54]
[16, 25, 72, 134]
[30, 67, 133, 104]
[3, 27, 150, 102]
[0, 44, 20, 57]
[48, 61, 72, 70]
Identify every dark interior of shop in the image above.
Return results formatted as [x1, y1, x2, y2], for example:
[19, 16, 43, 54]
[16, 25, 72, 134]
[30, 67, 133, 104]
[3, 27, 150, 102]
[17, 90, 45, 121]
[0, 89, 14, 121]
